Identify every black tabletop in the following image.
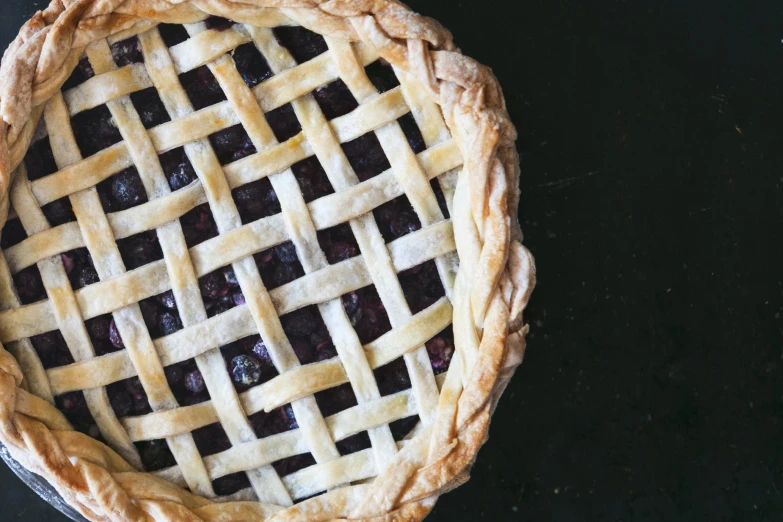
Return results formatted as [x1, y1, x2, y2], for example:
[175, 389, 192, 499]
[2, 1, 782, 520]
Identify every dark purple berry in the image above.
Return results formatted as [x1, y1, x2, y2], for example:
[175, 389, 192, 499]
[209, 125, 256, 165]
[139, 300, 159, 330]
[42, 198, 75, 226]
[232, 292, 246, 306]
[179, 66, 226, 110]
[131, 88, 170, 129]
[274, 243, 298, 264]
[71, 105, 122, 158]
[184, 370, 206, 394]
[87, 315, 111, 341]
[76, 266, 99, 288]
[342, 133, 390, 182]
[365, 59, 400, 93]
[291, 338, 315, 365]
[273, 26, 328, 64]
[165, 364, 184, 386]
[265, 104, 301, 142]
[111, 169, 146, 210]
[158, 312, 182, 336]
[138, 439, 175, 471]
[252, 339, 274, 366]
[328, 241, 358, 264]
[232, 43, 273, 88]
[204, 16, 233, 31]
[59, 391, 86, 410]
[224, 267, 238, 286]
[342, 292, 360, 315]
[111, 391, 132, 417]
[111, 37, 143, 67]
[200, 271, 229, 299]
[398, 113, 426, 154]
[390, 212, 420, 238]
[284, 308, 317, 337]
[313, 80, 358, 120]
[156, 290, 177, 309]
[13, 268, 45, 304]
[270, 262, 299, 288]
[231, 355, 261, 386]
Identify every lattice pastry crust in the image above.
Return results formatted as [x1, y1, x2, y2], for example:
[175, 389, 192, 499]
[0, 1, 536, 520]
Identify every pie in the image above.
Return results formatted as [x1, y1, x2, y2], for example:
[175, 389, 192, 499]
[0, 1, 535, 520]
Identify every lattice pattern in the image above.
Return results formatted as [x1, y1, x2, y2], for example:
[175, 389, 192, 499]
[0, 17, 464, 504]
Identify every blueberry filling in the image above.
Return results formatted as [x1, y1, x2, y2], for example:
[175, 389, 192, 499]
[30, 330, 74, 369]
[165, 359, 211, 406]
[232, 43, 273, 88]
[96, 167, 148, 213]
[291, 156, 334, 203]
[250, 404, 298, 439]
[317, 223, 360, 265]
[390, 415, 419, 441]
[372, 195, 421, 243]
[159, 147, 197, 191]
[336, 431, 371, 456]
[426, 326, 454, 375]
[313, 80, 358, 120]
[398, 260, 446, 315]
[254, 241, 305, 290]
[117, 231, 163, 270]
[55, 391, 103, 441]
[273, 453, 316, 477]
[272, 26, 328, 64]
[12, 265, 46, 304]
[158, 24, 190, 48]
[1, 218, 26, 249]
[233, 178, 280, 224]
[220, 335, 278, 393]
[342, 132, 390, 182]
[110, 37, 144, 67]
[71, 105, 122, 158]
[200, 266, 245, 318]
[374, 358, 411, 397]
[85, 314, 120, 357]
[60, 248, 99, 290]
[193, 422, 232, 456]
[24, 137, 58, 181]
[41, 198, 76, 226]
[265, 103, 301, 143]
[204, 16, 234, 31]
[131, 87, 171, 129]
[138, 293, 184, 339]
[180, 66, 227, 110]
[397, 113, 426, 154]
[62, 56, 95, 92]
[365, 59, 400, 93]
[209, 124, 257, 165]
[342, 286, 392, 345]
[180, 203, 219, 247]
[135, 439, 176, 471]
[281, 306, 336, 365]
[431, 179, 450, 218]
[315, 383, 357, 417]
[213, 472, 251, 496]
[108, 377, 153, 417]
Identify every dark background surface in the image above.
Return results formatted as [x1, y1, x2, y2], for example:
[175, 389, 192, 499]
[1, 0, 782, 520]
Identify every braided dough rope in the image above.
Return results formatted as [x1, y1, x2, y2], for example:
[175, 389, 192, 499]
[0, 0, 536, 520]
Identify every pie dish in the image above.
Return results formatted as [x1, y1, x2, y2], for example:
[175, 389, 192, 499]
[0, 1, 535, 520]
